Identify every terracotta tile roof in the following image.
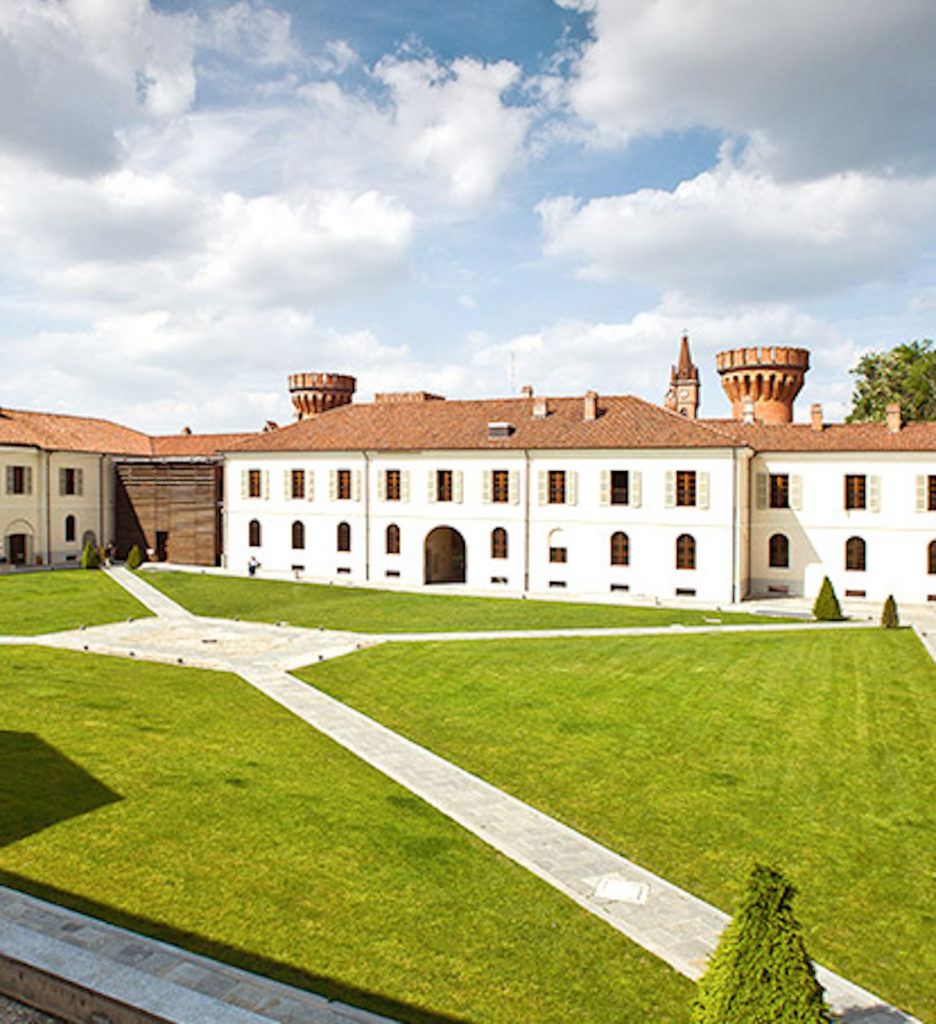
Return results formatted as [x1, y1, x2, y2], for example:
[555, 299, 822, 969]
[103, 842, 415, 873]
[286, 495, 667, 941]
[702, 418, 936, 453]
[231, 395, 741, 452]
[151, 433, 257, 457]
[0, 407, 152, 455]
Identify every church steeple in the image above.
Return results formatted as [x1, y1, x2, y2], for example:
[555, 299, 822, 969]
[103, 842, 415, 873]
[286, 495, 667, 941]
[664, 334, 700, 419]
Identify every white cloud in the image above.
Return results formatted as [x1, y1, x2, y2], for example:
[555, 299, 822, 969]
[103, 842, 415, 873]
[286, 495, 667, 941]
[565, 0, 936, 178]
[202, 1, 299, 67]
[539, 161, 936, 304]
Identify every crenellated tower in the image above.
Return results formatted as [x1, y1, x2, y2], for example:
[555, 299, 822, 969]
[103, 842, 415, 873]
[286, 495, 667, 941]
[664, 334, 700, 419]
[288, 372, 356, 421]
[715, 347, 809, 424]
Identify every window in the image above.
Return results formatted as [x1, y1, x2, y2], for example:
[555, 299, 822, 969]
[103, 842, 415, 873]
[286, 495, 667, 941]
[548, 470, 566, 504]
[6, 466, 31, 495]
[386, 523, 400, 555]
[845, 536, 866, 571]
[768, 533, 789, 568]
[60, 468, 82, 496]
[65, 515, 76, 543]
[492, 470, 509, 503]
[676, 533, 696, 569]
[928, 476, 936, 511]
[491, 527, 508, 559]
[248, 469, 262, 498]
[385, 470, 401, 501]
[337, 521, 351, 552]
[845, 475, 866, 510]
[549, 545, 567, 563]
[437, 469, 453, 502]
[337, 469, 352, 500]
[291, 470, 305, 499]
[610, 531, 629, 566]
[769, 474, 789, 508]
[929, 540, 936, 574]
[610, 471, 629, 505]
[248, 519, 261, 547]
[676, 470, 696, 507]
[291, 520, 305, 550]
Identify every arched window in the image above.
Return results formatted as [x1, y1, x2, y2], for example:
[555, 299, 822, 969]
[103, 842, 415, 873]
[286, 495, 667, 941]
[291, 520, 305, 550]
[610, 531, 629, 566]
[768, 533, 789, 569]
[929, 540, 936, 575]
[845, 536, 866, 571]
[676, 533, 696, 570]
[248, 519, 261, 547]
[491, 527, 508, 559]
[548, 528, 567, 564]
[64, 514, 76, 543]
[386, 523, 400, 554]
[337, 521, 351, 552]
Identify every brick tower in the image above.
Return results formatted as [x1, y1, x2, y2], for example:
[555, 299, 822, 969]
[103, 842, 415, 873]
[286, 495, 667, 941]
[664, 334, 700, 419]
[289, 373, 356, 421]
[716, 347, 809, 424]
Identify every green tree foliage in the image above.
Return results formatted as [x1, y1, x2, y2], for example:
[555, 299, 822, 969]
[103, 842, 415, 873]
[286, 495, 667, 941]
[126, 545, 143, 570]
[80, 542, 100, 570]
[847, 339, 936, 423]
[881, 594, 899, 629]
[812, 576, 843, 621]
[691, 864, 831, 1024]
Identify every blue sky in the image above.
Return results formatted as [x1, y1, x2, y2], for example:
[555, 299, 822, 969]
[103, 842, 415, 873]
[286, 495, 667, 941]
[1, 0, 934, 432]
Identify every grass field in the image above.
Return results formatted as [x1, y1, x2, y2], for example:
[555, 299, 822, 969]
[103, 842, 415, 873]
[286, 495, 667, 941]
[0, 570, 150, 635]
[299, 629, 936, 1022]
[143, 570, 792, 632]
[0, 646, 693, 1023]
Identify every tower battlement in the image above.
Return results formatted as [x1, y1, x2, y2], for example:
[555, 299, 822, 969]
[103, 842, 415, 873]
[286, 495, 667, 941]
[288, 373, 356, 420]
[716, 347, 809, 424]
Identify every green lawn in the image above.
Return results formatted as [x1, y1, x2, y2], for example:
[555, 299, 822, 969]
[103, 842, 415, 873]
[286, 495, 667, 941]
[143, 570, 791, 632]
[0, 647, 693, 1023]
[0, 570, 150, 635]
[299, 629, 936, 1023]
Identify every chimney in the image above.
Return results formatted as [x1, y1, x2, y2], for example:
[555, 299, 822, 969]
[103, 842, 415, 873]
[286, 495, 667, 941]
[533, 396, 547, 419]
[886, 402, 901, 433]
[181, 426, 192, 435]
[742, 398, 755, 425]
[521, 385, 533, 398]
[811, 404, 823, 431]
[584, 390, 598, 421]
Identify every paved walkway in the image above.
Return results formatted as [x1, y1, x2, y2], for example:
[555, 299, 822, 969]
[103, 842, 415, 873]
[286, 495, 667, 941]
[1, 568, 925, 1023]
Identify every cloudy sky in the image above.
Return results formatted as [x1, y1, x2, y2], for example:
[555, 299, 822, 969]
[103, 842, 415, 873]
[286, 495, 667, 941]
[2, 0, 934, 433]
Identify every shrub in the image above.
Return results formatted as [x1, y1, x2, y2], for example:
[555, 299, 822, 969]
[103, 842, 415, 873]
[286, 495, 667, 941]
[881, 594, 899, 629]
[126, 545, 143, 570]
[812, 576, 843, 621]
[691, 864, 831, 1024]
[80, 542, 100, 570]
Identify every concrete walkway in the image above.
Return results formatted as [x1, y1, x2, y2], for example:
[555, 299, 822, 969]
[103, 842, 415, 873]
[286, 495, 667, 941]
[2, 568, 925, 1023]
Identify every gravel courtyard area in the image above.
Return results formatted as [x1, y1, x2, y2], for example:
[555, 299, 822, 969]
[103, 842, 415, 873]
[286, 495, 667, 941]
[0, 995, 61, 1023]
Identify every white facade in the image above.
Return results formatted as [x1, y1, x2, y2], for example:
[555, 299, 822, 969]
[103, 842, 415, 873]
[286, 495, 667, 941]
[0, 447, 114, 568]
[224, 447, 746, 603]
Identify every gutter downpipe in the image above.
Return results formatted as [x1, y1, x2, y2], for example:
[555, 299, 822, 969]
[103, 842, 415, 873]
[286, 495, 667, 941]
[45, 450, 52, 566]
[523, 449, 531, 594]
[363, 451, 371, 582]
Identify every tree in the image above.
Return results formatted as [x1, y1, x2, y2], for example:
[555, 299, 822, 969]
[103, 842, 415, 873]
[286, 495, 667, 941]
[126, 544, 143, 569]
[812, 576, 843, 621]
[80, 542, 100, 570]
[691, 864, 832, 1024]
[881, 594, 899, 629]
[847, 339, 936, 423]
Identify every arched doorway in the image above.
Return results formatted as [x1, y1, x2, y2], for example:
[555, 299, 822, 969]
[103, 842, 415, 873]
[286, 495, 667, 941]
[424, 526, 466, 584]
[5, 520, 34, 566]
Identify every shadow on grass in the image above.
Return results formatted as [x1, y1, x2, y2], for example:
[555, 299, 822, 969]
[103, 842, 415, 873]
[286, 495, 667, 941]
[0, 731, 122, 847]
[0, 870, 470, 1024]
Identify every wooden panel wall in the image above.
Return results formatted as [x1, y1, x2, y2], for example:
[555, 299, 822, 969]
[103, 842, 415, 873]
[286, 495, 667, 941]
[115, 461, 222, 566]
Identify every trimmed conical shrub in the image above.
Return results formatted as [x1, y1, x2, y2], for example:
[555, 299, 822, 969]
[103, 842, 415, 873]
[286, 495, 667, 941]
[881, 594, 899, 629]
[126, 544, 143, 570]
[692, 865, 832, 1024]
[80, 541, 100, 570]
[812, 576, 843, 621]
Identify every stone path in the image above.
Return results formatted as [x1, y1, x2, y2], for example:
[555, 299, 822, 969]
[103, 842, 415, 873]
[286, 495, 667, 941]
[1, 567, 924, 1023]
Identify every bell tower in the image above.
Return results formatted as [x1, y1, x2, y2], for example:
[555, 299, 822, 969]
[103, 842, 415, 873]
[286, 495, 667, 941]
[664, 334, 700, 419]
